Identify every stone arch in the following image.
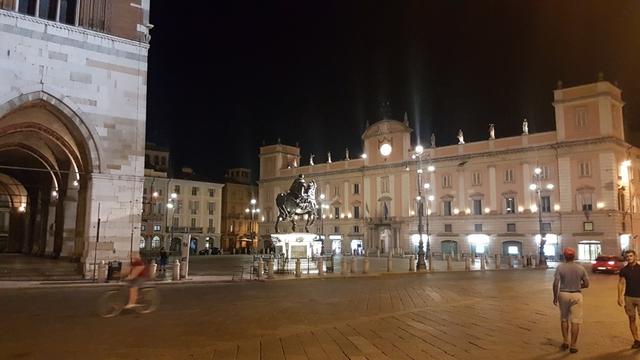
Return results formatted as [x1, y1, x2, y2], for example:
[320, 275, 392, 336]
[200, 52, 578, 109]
[0, 90, 104, 173]
[0, 91, 104, 259]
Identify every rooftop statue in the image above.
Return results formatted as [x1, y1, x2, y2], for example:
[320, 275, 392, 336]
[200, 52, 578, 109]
[275, 174, 318, 233]
[457, 129, 465, 144]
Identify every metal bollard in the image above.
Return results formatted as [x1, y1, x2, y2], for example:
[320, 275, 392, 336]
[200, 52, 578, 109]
[509, 256, 514, 269]
[495, 254, 501, 270]
[480, 255, 486, 271]
[267, 258, 274, 279]
[387, 253, 393, 272]
[446, 255, 452, 271]
[341, 256, 348, 275]
[350, 256, 357, 274]
[428, 253, 433, 272]
[172, 260, 180, 281]
[295, 258, 301, 278]
[257, 257, 264, 279]
[98, 261, 107, 283]
[409, 255, 415, 272]
[317, 257, 324, 276]
[149, 260, 157, 280]
[363, 257, 370, 274]
[465, 256, 471, 271]
[531, 255, 537, 268]
[377, 249, 380, 258]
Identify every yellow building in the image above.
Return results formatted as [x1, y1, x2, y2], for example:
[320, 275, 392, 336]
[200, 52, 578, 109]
[258, 80, 640, 260]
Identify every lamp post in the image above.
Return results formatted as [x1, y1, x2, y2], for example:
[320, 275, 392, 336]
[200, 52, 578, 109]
[530, 167, 553, 268]
[319, 193, 329, 255]
[245, 199, 259, 254]
[166, 192, 177, 250]
[413, 145, 435, 271]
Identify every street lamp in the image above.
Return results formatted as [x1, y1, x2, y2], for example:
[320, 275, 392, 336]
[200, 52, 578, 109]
[530, 167, 554, 268]
[413, 145, 435, 271]
[318, 193, 329, 255]
[166, 192, 178, 250]
[245, 198, 259, 254]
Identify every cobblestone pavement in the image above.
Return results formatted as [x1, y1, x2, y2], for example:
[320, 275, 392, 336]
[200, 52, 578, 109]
[0, 270, 636, 359]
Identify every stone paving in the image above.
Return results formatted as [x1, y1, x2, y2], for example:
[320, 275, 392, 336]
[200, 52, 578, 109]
[0, 268, 637, 360]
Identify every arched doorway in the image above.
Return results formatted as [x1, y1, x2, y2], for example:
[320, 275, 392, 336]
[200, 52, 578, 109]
[0, 92, 100, 261]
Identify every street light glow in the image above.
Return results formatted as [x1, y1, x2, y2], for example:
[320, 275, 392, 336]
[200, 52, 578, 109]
[428, 195, 435, 201]
[170, 192, 178, 199]
[250, 199, 256, 205]
[622, 160, 632, 167]
[546, 183, 554, 190]
[166, 203, 174, 209]
[529, 184, 537, 191]
[152, 191, 159, 197]
[415, 145, 424, 154]
[534, 167, 542, 175]
[361, 153, 367, 159]
[320, 193, 325, 200]
[423, 183, 430, 189]
[427, 165, 435, 172]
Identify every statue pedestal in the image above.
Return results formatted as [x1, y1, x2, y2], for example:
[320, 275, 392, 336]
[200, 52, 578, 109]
[270, 233, 317, 259]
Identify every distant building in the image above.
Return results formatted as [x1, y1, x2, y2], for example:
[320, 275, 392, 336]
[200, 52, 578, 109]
[141, 145, 224, 255]
[0, 1, 151, 276]
[221, 168, 259, 252]
[259, 80, 640, 260]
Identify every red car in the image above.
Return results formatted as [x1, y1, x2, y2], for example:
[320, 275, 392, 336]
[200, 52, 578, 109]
[591, 255, 626, 273]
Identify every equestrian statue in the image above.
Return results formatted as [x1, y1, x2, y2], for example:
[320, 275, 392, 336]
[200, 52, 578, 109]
[275, 174, 318, 233]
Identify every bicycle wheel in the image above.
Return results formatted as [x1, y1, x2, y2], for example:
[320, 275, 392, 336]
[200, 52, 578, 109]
[136, 287, 159, 314]
[97, 290, 124, 318]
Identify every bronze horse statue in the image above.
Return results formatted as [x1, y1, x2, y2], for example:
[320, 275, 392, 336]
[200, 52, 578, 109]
[275, 180, 317, 233]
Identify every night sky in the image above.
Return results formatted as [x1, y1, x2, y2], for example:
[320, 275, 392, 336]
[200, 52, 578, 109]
[146, 0, 640, 182]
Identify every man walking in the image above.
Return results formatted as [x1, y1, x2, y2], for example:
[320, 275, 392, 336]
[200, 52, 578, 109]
[618, 250, 640, 349]
[553, 247, 589, 354]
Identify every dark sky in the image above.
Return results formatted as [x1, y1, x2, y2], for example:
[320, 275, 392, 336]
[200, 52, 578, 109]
[146, 0, 640, 182]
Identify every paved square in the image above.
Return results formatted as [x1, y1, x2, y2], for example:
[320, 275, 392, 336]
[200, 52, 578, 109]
[0, 269, 636, 359]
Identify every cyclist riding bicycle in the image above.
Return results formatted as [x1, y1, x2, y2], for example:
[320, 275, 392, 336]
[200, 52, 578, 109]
[124, 255, 149, 309]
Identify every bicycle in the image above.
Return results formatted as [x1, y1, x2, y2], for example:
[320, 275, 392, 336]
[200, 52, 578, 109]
[97, 284, 160, 318]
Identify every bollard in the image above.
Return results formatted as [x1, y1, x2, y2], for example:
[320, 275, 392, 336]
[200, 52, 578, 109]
[295, 258, 301, 278]
[98, 261, 107, 283]
[531, 255, 537, 268]
[149, 260, 157, 280]
[387, 253, 393, 272]
[267, 258, 274, 279]
[409, 255, 415, 272]
[350, 256, 357, 274]
[172, 260, 180, 281]
[509, 256, 514, 269]
[363, 257, 370, 274]
[465, 256, 471, 271]
[480, 255, 486, 271]
[341, 256, 348, 275]
[377, 249, 380, 258]
[446, 255, 452, 271]
[495, 254, 501, 270]
[317, 257, 324, 276]
[257, 257, 264, 279]
[180, 260, 189, 279]
[428, 253, 433, 272]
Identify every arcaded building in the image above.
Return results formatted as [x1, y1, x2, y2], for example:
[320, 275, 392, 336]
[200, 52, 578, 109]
[258, 80, 639, 261]
[0, 0, 151, 276]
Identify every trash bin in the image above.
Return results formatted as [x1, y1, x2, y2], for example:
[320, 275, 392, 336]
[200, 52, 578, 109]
[107, 261, 122, 281]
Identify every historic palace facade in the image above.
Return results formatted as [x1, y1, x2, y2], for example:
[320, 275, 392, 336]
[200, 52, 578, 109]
[258, 80, 640, 261]
[0, 1, 151, 276]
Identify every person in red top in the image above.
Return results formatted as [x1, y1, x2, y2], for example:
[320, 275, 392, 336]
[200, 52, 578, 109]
[124, 255, 147, 309]
[618, 250, 640, 349]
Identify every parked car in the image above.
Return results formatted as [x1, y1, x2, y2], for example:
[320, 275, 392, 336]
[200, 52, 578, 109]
[198, 247, 221, 255]
[591, 255, 625, 273]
